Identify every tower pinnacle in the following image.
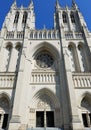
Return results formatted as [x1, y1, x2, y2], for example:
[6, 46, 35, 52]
[72, 0, 78, 9]
[30, 0, 33, 5]
[29, 0, 34, 9]
[55, 0, 61, 10]
[11, 0, 17, 9]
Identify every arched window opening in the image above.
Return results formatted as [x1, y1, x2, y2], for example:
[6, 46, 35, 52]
[32, 46, 60, 83]
[52, 32, 55, 38]
[15, 44, 21, 52]
[68, 45, 75, 71]
[30, 32, 33, 38]
[68, 44, 80, 72]
[57, 32, 59, 38]
[62, 12, 67, 23]
[39, 32, 42, 38]
[78, 45, 82, 50]
[6, 44, 12, 71]
[15, 44, 22, 71]
[78, 44, 89, 72]
[70, 12, 75, 23]
[0, 96, 10, 129]
[14, 11, 19, 24]
[34, 32, 37, 39]
[81, 96, 91, 128]
[22, 11, 28, 24]
[43, 32, 46, 38]
[48, 32, 51, 39]
[6, 44, 12, 52]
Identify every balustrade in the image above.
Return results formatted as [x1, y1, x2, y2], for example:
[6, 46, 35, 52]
[6, 31, 24, 39]
[30, 30, 59, 39]
[5, 30, 83, 40]
[72, 73, 91, 88]
[0, 73, 16, 88]
[31, 71, 59, 84]
[6, 31, 14, 39]
[65, 32, 83, 39]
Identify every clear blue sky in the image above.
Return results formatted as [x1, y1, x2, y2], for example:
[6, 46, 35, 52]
[0, 0, 91, 30]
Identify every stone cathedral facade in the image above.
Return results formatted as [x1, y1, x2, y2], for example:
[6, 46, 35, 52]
[0, 0, 91, 130]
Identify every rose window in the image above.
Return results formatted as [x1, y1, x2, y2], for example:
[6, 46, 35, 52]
[36, 52, 54, 68]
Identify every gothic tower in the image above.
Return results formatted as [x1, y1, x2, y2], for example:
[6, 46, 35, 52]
[0, 0, 91, 130]
[2, 0, 35, 31]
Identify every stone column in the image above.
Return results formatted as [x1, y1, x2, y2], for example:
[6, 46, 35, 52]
[66, 9, 72, 31]
[58, 58, 70, 130]
[81, 26, 91, 69]
[86, 112, 90, 127]
[63, 46, 84, 130]
[8, 48, 18, 72]
[44, 109, 46, 128]
[76, 47, 85, 72]
[57, 26, 70, 130]
[8, 44, 26, 130]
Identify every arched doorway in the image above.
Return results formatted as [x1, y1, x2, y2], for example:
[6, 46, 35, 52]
[81, 94, 91, 128]
[0, 94, 10, 129]
[29, 88, 61, 128]
[36, 93, 54, 127]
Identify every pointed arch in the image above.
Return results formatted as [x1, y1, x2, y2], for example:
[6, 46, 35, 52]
[4, 42, 13, 71]
[30, 88, 61, 127]
[14, 11, 19, 24]
[5, 42, 13, 48]
[77, 42, 90, 72]
[14, 42, 22, 71]
[32, 88, 60, 109]
[31, 42, 60, 71]
[22, 11, 28, 24]
[0, 92, 11, 107]
[79, 92, 91, 128]
[79, 92, 91, 106]
[68, 42, 80, 72]
[62, 11, 67, 23]
[31, 41, 60, 60]
[70, 11, 75, 23]
[15, 42, 22, 51]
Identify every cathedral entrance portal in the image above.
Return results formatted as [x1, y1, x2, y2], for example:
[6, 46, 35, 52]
[30, 88, 61, 128]
[36, 93, 55, 127]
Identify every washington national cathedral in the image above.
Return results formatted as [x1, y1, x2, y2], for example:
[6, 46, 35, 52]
[0, 0, 91, 130]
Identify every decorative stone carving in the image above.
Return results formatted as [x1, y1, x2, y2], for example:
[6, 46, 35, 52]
[0, 73, 16, 88]
[0, 97, 9, 112]
[36, 52, 54, 68]
[72, 73, 91, 88]
[31, 71, 59, 84]
[37, 94, 54, 109]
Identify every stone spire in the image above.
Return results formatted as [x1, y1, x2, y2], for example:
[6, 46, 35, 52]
[11, 0, 17, 9]
[55, 0, 61, 10]
[28, 0, 34, 9]
[72, 0, 78, 9]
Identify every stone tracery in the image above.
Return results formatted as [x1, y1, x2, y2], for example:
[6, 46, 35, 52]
[36, 51, 54, 68]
